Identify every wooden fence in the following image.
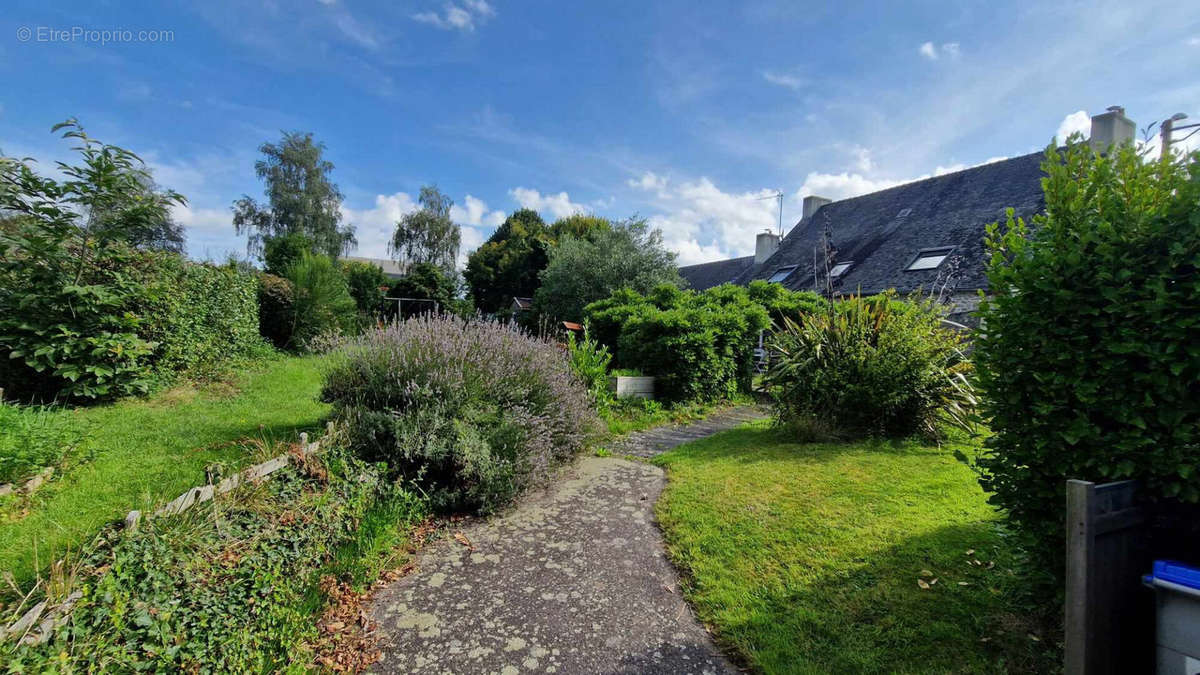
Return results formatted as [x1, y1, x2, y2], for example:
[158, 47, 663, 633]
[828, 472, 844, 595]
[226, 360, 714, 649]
[1064, 479, 1155, 674]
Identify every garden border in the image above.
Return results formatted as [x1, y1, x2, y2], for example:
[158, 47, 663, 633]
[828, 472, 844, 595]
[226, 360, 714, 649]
[1, 425, 330, 647]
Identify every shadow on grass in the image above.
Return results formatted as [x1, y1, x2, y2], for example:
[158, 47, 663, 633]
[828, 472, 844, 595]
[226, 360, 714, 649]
[688, 522, 1060, 674]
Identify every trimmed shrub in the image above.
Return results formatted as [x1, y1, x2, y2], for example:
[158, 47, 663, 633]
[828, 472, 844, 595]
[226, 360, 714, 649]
[585, 284, 770, 403]
[258, 273, 295, 349]
[974, 142, 1200, 582]
[321, 315, 597, 514]
[285, 253, 357, 350]
[135, 255, 264, 376]
[765, 293, 972, 439]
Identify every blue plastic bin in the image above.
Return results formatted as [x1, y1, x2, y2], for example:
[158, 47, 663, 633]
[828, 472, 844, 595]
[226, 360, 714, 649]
[1144, 560, 1200, 674]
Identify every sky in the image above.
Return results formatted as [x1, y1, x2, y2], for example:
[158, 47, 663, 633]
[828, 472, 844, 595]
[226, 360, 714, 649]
[3, 1, 1199, 267]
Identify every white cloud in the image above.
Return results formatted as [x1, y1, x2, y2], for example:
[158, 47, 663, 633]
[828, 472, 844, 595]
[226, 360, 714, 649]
[1056, 109, 1091, 142]
[631, 174, 779, 266]
[333, 13, 379, 49]
[450, 194, 506, 227]
[412, 0, 494, 32]
[761, 70, 806, 91]
[627, 171, 668, 195]
[340, 192, 420, 259]
[918, 41, 959, 61]
[509, 187, 586, 220]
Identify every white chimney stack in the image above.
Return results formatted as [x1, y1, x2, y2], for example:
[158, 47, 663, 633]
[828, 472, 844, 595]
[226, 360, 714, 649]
[802, 195, 832, 220]
[1089, 106, 1135, 152]
[755, 230, 780, 264]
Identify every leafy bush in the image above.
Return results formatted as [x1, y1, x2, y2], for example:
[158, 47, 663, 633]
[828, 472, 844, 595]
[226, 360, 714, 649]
[285, 252, 357, 350]
[0, 401, 83, 484]
[974, 142, 1200, 581]
[340, 258, 388, 315]
[566, 325, 613, 408]
[746, 280, 829, 326]
[321, 315, 597, 513]
[2, 445, 425, 671]
[585, 284, 769, 403]
[765, 293, 972, 439]
[262, 232, 315, 276]
[257, 273, 295, 349]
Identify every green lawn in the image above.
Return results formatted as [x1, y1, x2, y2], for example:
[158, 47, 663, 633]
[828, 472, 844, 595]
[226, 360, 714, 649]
[653, 421, 1057, 674]
[0, 355, 329, 588]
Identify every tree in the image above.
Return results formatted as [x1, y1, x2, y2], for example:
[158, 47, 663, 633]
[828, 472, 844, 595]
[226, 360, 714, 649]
[534, 217, 682, 322]
[388, 262, 461, 315]
[340, 258, 388, 314]
[232, 131, 355, 260]
[463, 208, 551, 313]
[263, 232, 315, 276]
[389, 185, 461, 277]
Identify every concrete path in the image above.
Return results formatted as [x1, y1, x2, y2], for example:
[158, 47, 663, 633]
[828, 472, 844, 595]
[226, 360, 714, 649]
[611, 405, 767, 459]
[369, 406, 764, 674]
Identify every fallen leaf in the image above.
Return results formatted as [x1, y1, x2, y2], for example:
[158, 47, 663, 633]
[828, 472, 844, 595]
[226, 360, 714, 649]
[957, 581, 971, 586]
[919, 569, 934, 577]
[917, 579, 931, 590]
[929, 578, 938, 585]
[325, 621, 345, 632]
[453, 532, 474, 550]
[965, 549, 975, 556]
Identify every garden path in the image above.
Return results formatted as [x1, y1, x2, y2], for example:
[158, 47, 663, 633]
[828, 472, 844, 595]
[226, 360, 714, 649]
[368, 405, 765, 674]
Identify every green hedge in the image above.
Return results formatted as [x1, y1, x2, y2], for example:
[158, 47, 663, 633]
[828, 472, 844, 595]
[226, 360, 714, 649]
[975, 142, 1200, 584]
[138, 255, 263, 375]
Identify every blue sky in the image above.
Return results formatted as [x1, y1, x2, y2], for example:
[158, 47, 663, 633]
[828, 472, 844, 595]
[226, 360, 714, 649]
[3, 1, 1198, 265]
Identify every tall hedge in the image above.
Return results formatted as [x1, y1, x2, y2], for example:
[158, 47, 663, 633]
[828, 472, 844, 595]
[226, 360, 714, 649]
[975, 142, 1200, 582]
[137, 255, 263, 375]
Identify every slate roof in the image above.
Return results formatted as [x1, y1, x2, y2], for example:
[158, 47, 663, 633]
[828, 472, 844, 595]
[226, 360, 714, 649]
[733, 151, 1048, 294]
[678, 255, 755, 291]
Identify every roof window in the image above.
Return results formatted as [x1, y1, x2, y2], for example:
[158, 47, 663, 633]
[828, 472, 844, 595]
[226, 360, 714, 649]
[829, 261, 853, 277]
[767, 265, 798, 283]
[905, 247, 954, 271]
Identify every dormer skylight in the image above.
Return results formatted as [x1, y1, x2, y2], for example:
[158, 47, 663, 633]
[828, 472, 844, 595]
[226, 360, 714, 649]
[829, 261, 852, 278]
[905, 247, 954, 271]
[767, 265, 798, 283]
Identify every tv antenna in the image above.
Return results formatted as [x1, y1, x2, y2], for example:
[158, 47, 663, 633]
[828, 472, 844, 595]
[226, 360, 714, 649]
[756, 191, 784, 236]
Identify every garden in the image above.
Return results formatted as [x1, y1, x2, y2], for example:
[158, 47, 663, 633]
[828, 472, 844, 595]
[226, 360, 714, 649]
[0, 118, 1196, 673]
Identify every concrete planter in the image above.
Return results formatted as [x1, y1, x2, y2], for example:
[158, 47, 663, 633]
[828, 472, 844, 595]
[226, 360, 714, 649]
[608, 376, 655, 400]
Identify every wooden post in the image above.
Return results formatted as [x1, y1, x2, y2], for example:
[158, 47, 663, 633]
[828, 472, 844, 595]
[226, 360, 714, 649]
[1065, 479, 1096, 674]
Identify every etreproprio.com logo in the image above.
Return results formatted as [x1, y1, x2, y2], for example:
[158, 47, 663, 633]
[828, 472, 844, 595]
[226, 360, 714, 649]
[16, 26, 174, 45]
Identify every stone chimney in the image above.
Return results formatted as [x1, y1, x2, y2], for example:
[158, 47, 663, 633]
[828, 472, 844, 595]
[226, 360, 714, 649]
[1089, 106, 1135, 152]
[802, 195, 832, 220]
[755, 230, 780, 264]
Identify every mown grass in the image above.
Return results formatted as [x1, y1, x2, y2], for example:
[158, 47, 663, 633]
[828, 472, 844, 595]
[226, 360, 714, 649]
[653, 421, 1059, 674]
[0, 354, 329, 588]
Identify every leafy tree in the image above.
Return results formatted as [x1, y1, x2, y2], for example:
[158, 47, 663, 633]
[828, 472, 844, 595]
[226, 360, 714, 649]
[340, 259, 389, 315]
[232, 131, 355, 260]
[974, 140, 1200, 585]
[534, 217, 682, 322]
[389, 185, 460, 277]
[262, 232, 314, 276]
[549, 213, 611, 240]
[389, 262, 461, 315]
[464, 209, 550, 313]
[0, 120, 185, 399]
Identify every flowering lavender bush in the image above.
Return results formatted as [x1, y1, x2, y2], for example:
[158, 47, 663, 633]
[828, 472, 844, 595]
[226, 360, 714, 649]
[321, 314, 597, 513]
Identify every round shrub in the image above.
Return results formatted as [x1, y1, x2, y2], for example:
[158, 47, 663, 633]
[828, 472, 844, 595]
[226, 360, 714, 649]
[284, 253, 356, 350]
[320, 315, 597, 514]
[765, 293, 971, 439]
[975, 143, 1200, 582]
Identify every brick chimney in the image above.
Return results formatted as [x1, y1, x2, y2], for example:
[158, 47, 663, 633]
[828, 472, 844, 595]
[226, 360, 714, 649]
[755, 230, 780, 263]
[802, 195, 832, 220]
[1089, 106, 1135, 152]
